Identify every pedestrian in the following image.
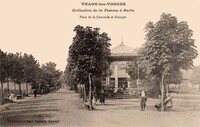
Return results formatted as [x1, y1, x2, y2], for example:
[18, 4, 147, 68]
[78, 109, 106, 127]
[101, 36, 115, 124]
[34, 89, 37, 98]
[165, 93, 172, 111]
[140, 89, 147, 111]
[155, 94, 162, 111]
[22, 90, 26, 98]
[9, 92, 15, 102]
[100, 89, 105, 105]
[155, 93, 172, 111]
[93, 87, 98, 105]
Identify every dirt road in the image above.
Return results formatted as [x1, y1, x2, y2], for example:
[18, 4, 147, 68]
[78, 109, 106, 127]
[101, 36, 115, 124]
[0, 88, 200, 127]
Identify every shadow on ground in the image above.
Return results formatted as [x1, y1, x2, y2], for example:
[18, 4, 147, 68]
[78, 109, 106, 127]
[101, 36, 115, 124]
[0, 93, 63, 126]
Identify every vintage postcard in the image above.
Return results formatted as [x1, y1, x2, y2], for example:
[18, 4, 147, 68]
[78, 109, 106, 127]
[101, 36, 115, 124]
[0, 0, 200, 127]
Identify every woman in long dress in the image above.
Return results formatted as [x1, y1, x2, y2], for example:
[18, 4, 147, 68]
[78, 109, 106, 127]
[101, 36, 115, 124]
[100, 89, 105, 105]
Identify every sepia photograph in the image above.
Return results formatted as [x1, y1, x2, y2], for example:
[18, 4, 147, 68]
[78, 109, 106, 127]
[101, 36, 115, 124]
[1, 0, 200, 127]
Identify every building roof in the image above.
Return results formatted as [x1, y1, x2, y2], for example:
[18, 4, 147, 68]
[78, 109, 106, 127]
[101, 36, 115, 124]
[111, 42, 137, 56]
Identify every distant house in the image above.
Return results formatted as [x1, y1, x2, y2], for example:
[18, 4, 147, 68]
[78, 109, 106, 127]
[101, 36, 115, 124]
[102, 42, 138, 88]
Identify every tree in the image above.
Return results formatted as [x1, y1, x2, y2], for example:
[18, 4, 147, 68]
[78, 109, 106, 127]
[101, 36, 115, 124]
[66, 25, 111, 110]
[41, 62, 62, 90]
[22, 53, 40, 95]
[0, 50, 7, 104]
[64, 66, 80, 91]
[126, 57, 147, 82]
[11, 53, 26, 95]
[2, 53, 17, 93]
[141, 13, 198, 111]
[3, 53, 13, 92]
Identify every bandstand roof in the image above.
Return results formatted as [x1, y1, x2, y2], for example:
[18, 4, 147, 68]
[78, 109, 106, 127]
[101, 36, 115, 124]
[111, 42, 137, 57]
[108, 42, 138, 61]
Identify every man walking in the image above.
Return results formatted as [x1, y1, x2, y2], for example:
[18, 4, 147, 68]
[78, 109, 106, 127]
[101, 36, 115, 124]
[34, 89, 37, 98]
[140, 89, 147, 111]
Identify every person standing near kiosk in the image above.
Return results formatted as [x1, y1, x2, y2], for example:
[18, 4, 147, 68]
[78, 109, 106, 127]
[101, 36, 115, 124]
[140, 89, 147, 111]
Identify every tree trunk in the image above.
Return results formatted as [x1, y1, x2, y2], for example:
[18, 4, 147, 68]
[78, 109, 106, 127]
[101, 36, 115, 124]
[26, 83, 29, 95]
[1, 81, 4, 105]
[161, 75, 165, 112]
[88, 73, 93, 110]
[7, 80, 9, 93]
[82, 85, 85, 101]
[19, 84, 22, 95]
[83, 84, 87, 102]
[159, 78, 162, 95]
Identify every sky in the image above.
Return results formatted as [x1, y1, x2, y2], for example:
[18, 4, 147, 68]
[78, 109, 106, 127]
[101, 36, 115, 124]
[0, 0, 200, 71]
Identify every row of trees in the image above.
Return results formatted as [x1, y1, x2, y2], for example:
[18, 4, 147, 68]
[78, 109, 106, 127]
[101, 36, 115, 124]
[0, 50, 62, 104]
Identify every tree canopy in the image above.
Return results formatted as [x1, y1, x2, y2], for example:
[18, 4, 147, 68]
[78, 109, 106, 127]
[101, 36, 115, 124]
[65, 25, 111, 86]
[41, 62, 62, 88]
[140, 13, 198, 84]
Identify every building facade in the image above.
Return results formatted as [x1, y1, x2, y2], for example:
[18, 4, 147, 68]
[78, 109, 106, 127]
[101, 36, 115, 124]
[104, 42, 138, 88]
